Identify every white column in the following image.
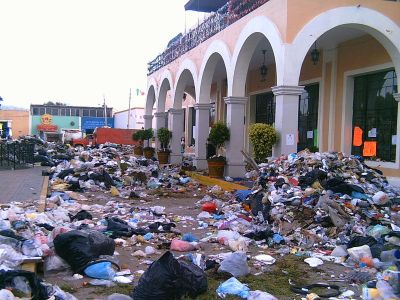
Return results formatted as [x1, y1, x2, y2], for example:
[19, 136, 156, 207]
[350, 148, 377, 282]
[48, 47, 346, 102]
[143, 114, 153, 147]
[394, 93, 400, 167]
[169, 108, 185, 164]
[272, 85, 304, 156]
[194, 103, 212, 170]
[224, 96, 246, 177]
[154, 112, 168, 149]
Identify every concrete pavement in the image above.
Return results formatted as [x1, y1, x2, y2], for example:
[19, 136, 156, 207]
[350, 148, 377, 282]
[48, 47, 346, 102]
[0, 166, 47, 204]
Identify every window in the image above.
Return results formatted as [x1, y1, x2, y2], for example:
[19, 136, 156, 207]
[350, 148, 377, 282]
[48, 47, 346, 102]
[39, 108, 45, 115]
[89, 109, 96, 117]
[298, 83, 319, 151]
[60, 108, 66, 116]
[70, 108, 78, 116]
[32, 108, 39, 115]
[97, 109, 104, 117]
[255, 92, 275, 125]
[82, 109, 89, 117]
[352, 70, 398, 162]
[106, 110, 112, 118]
[65, 109, 71, 116]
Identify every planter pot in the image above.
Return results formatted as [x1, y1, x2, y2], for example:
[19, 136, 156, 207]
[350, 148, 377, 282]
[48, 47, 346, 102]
[207, 160, 226, 178]
[157, 151, 170, 164]
[134, 146, 143, 156]
[143, 148, 155, 159]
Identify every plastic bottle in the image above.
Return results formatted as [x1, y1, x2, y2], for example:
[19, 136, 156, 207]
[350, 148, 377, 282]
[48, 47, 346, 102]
[380, 249, 400, 262]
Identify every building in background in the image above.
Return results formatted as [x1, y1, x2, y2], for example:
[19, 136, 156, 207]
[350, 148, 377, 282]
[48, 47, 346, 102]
[0, 107, 29, 138]
[30, 104, 114, 141]
[114, 107, 155, 130]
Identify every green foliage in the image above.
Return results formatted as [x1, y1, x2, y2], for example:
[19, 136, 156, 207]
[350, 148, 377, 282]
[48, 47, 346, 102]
[249, 123, 279, 162]
[208, 122, 230, 152]
[157, 127, 172, 150]
[132, 130, 144, 141]
[142, 128, 154, 142]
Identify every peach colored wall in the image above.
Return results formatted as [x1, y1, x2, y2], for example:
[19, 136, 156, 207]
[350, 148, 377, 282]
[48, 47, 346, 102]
[333, 35, 392, 150]
[149, 0, 399, 88]
[0, 110, 29, 137]
[287, 0, 400, 43]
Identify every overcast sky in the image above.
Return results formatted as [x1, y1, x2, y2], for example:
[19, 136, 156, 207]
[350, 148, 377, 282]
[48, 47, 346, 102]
[0, 0, 203, 111]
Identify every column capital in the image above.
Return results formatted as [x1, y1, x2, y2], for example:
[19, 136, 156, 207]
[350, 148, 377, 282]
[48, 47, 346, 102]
[154, 112, 168, 118]
[143, 114, 153, 120]
[224, 96, 247, 105]
[169, 108, 184, 115]
[394, 93, 400, 102]
[194, 103, 213, 110]
[272, 85, 304, 96]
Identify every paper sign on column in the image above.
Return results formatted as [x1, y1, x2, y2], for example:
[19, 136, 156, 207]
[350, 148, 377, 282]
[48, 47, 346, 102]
[368, 128, 377, 138]
[307, 131, 313, 139]
[392, 135, 397, 145]
[286, 134, 295, 146]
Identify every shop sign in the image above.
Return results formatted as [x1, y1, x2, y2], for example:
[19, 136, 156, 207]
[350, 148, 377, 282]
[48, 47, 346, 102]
[37, 114, 58, 132]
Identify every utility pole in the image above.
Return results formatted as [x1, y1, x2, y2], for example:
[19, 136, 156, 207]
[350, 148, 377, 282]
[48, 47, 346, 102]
[103, 94, 107, 127]
[127, 88, 131, 129]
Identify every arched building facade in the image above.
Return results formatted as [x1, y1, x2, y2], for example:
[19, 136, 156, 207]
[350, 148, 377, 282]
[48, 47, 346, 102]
[146, 0, 400, 177]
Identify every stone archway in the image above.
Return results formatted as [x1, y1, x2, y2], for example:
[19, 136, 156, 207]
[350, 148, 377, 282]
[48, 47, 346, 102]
[195, 40, 231, 170]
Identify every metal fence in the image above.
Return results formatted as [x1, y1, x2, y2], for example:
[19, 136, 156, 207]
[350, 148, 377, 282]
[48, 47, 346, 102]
[148, 0, 269, 75]
[0, 142, 35, 169]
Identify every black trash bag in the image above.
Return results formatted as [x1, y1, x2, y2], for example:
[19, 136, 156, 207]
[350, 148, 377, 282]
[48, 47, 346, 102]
[0, 229, 27, 241]
[69, 210, 93, 221]
[102, 169, 115, 188]
[0, 270, 49, 300]
[132, 251, 207, 300]
[54, 230, 115, 273]
[299, 169, 327, 188]
[106, 217, 134, 238]
[324, 178, 364, 195]
[244, 192, 271, 221]
[148, 222, 176, 233]
[57, 168, 75, 179]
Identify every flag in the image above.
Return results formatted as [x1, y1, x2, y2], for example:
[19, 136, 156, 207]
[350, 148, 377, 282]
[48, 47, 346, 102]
[136, 88, 145, 96]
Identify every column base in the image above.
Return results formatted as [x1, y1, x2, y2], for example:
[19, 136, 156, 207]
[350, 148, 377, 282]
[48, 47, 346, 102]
[194, 157, 208, 170]
[225, 162, 246, 178]
[170, 153, 182, 165]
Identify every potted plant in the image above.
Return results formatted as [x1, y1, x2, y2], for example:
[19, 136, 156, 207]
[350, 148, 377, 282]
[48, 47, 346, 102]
[248, 123, 278, 163]
[142, 128, 155, 159]
[207, 122, 230, 178]
[157, 127, 172, 164]
[133, 130, 144, 156]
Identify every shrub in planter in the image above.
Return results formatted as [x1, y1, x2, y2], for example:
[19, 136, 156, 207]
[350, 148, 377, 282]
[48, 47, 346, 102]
[207, 122, 230, 177]
[248, 123, 278, 163]
[142, 128, 155, 158]
[157, 127, 172, 164]
[133, 130, 144, 155]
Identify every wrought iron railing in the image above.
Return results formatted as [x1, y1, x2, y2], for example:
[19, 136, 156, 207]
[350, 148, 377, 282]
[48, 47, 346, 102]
[148, 0, 269, 75]
[0, 141, 35, 169]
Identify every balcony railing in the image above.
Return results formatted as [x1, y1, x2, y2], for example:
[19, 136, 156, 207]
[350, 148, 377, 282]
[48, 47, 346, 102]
[147, 0, 269, 75]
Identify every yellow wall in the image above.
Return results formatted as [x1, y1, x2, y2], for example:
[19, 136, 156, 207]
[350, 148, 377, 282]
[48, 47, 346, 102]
[0, 110, 29, 137]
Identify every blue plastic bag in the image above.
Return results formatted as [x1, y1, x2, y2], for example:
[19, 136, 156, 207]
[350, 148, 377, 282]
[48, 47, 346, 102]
[84, 262, 116, 279]
[235, 190, 252, 202]
[182, 233, 199, 242]
[216, 277, 250, 298]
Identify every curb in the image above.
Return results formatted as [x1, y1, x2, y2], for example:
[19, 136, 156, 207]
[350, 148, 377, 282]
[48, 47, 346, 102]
[38, 173, 49, 213]
[185, 171, 249, 192]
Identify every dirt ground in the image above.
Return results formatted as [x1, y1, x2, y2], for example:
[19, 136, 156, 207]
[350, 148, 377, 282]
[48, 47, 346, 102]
[42, 190, 362, 300]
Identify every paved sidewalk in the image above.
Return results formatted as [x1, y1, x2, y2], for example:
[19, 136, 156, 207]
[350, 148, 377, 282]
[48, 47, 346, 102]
[0, 166, 47, 204]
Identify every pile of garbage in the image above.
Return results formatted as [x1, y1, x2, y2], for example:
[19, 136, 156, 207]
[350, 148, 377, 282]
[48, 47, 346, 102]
[1, 145, 399, 299]
[228, 150, 400, 298]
